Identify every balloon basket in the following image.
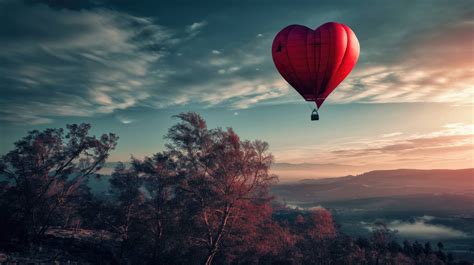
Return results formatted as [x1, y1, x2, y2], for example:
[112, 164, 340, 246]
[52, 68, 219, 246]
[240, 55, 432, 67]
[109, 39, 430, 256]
[311, 109, 319, 121]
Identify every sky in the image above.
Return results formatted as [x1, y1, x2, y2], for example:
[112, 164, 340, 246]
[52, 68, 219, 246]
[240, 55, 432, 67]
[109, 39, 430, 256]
[0, 0, 473, 179]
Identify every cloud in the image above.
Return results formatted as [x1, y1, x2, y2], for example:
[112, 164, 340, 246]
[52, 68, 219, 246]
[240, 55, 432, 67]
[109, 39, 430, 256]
[142, 31, 287, 110]
[186, 21, 207, 32]
[185, 21, 207, 38]
[334, 135, 472, 157]
[330, 123, 474, 164]
[116, 115, 134, 124]
[0, 1, 174, 124]
[382, 132, 403, 138]
[211, 49, 221, 55]
[160, 76, 290, 110]
[386, 216, 469, 239]
[274, 123, 474, 168]
[330, 20, 474, 105]
[217, 66, 240, 74]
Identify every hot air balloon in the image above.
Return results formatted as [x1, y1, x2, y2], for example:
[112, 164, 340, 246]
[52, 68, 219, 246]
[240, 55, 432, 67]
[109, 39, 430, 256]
[272, 22, 360, 120]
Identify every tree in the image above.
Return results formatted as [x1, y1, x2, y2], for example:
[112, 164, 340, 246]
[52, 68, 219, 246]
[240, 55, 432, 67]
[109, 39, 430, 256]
[106, 161, 146, 260]
[295, 208, 337, 265]
[402, 240, 413, 257]
[135, 153, 182, 263]
[165, 112, 277, 265]
[388, 240, 402, 256]
[371, 222, 393, 265]
[306, 208, 336, 241]
[436, 242, 447, 262]
[0, 124, 117, 245]
[413, 241, 424, 256]
[424, 242, 433, 255]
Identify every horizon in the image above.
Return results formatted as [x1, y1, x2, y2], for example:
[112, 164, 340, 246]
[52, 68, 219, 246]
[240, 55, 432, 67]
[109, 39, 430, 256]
[98, 161, 474, 182]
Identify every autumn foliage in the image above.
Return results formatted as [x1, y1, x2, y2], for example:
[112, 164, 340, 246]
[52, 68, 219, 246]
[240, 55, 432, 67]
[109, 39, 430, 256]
[0, 113, 466, 264]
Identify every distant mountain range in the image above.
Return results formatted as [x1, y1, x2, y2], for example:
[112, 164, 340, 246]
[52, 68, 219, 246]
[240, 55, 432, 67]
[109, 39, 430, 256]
[270, 162, 373, 181]
[101, 161, 372, 179]
[272, 168, 474, 203]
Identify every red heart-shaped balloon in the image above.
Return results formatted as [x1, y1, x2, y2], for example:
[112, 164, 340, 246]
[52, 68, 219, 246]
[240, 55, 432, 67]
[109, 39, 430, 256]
[272, 22, 359, 108]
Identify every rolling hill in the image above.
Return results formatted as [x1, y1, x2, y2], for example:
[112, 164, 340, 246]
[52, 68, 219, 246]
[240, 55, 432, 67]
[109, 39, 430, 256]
[272, 168, 474, 203]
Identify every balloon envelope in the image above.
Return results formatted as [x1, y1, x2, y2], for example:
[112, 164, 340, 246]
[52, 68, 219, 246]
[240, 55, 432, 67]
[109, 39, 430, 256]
[272, 22, 359, 108]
